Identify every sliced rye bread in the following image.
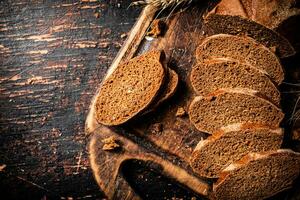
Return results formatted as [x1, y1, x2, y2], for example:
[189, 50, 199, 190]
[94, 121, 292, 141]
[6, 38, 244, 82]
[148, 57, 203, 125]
[94, 50, 166, 126]
[195, 34, 284, 84]
[207, 0, 300, 30]
[213, 149, 300, 200]
[190, 123, 283, 178]
[190, 58, 281, 106]
[142, 67, 179, 114]
[157, 68, 178, 104]
[188, 88, 284, 134]
[203, 14, 295, 58]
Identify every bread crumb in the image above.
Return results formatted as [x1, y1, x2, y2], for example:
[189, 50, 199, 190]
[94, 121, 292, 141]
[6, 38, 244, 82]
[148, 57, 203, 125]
[102, 136, 120, 151]
[176, 107, 186, 117]
[120, 33, 127, 38]
[292, 128, 300, 141]
[150, 123, 163, 134]
[147, 19, 165, 38]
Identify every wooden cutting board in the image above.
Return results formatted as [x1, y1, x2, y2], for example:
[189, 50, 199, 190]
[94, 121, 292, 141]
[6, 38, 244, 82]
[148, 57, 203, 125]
[85, 3, 300, 200]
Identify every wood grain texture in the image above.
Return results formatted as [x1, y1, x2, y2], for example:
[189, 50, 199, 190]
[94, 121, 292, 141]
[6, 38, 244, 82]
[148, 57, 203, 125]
[1, 0, 300, 199]
[86, 4, 214, 198]
[87, 1, 300, 200]
[0, 0, 141, 199]
[89, 126, 209, 199]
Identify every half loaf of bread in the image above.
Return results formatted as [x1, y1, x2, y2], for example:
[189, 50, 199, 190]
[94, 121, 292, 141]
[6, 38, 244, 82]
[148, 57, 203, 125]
[213, 149, 300, 200]
[190, 58, 280, 106]
[95, 50, 165, 125]
[196, 34, 284, 84]
[204, 14, 295, 58]
[207, 0, 300, 30]
[190, 123, 283, 178]
[188, 88, 284, 134]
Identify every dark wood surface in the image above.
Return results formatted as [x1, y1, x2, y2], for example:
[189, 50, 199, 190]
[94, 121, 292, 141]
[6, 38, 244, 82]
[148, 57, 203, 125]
[87, 1, 300, 199]
[1, 0, 300, 200]
[0, 1, 141, 199]
[86, 4, 214, 199]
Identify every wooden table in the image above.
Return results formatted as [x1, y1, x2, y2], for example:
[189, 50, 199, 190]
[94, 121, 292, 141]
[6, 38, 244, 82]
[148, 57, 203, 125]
[0, 1, 141, 199]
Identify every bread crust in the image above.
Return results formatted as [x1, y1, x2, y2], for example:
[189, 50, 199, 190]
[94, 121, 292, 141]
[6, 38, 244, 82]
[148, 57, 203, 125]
[190, 58, 281, 106]
[196, 34, 284, 84]
[188, 88, 284, 134]
[151, 68, 179, 107]
[204, 15, 295, 58]
[190, 123, 283, 178]
[213, 150, 300, 200]
[207, 0, 300, 30]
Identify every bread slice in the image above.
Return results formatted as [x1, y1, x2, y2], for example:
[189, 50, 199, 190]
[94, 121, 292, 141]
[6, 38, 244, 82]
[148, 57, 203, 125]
[188, 88, 284, 134]
[152, 68, 179, 107]
[213, 149, 300, 200]
[207, 0, 300, 30]
[190, 123, 283, 178]
[95, 50, 165, 125]
[190, 58, 281, 106]
[196, 34, 284, 84]
[142, 68, 179, 114]
[204, 14, 295, 58]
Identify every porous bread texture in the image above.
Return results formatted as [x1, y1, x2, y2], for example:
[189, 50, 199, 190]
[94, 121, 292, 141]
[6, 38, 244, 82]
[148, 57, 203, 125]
[196, 34, 284, 84]
[142, 68, 179, 114]
[190, 58, 281, 106]
[153, 68, 179, 106]
[204, 14, 295, 58]
[188, 88, 284, 134]
[207, 0, 300, 30]
[213, 149, 300, 200]
[95, 50, 165, 126]
[190, 123, 283, 178]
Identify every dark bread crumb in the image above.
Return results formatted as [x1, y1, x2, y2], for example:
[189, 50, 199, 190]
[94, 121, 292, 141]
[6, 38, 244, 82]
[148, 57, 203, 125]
[208, 0, 300, 30]
[175, 107, 186, 117]
[102, 136, 120, 151]
[142, 68, 179, 114]
[149, 123, 163, 134]
[95, 50, 165, 125]
[213, 150, 300, 200]
[292, 128, 300, 141]
[190, 58, 281, 106]
[190, 124, 283, 178]
[188, 89, 284, 134]
[153, 68, 179, 106]
[204, 14, 295, 58]
[196, 34, 284, 84]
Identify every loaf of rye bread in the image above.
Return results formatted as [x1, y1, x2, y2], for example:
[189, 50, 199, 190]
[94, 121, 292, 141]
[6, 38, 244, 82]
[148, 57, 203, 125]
[213, 149, 300, 200]
[95, 50, 166, 125]
[196, 34, 284, 84]
[190, 58, 280, 106]
[142, 68, 178, 114]
[207, 0, 300, 30]
[204, 14, 295, 58]
[190, 123, 283, 178]
[188, 88, 284, 134]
